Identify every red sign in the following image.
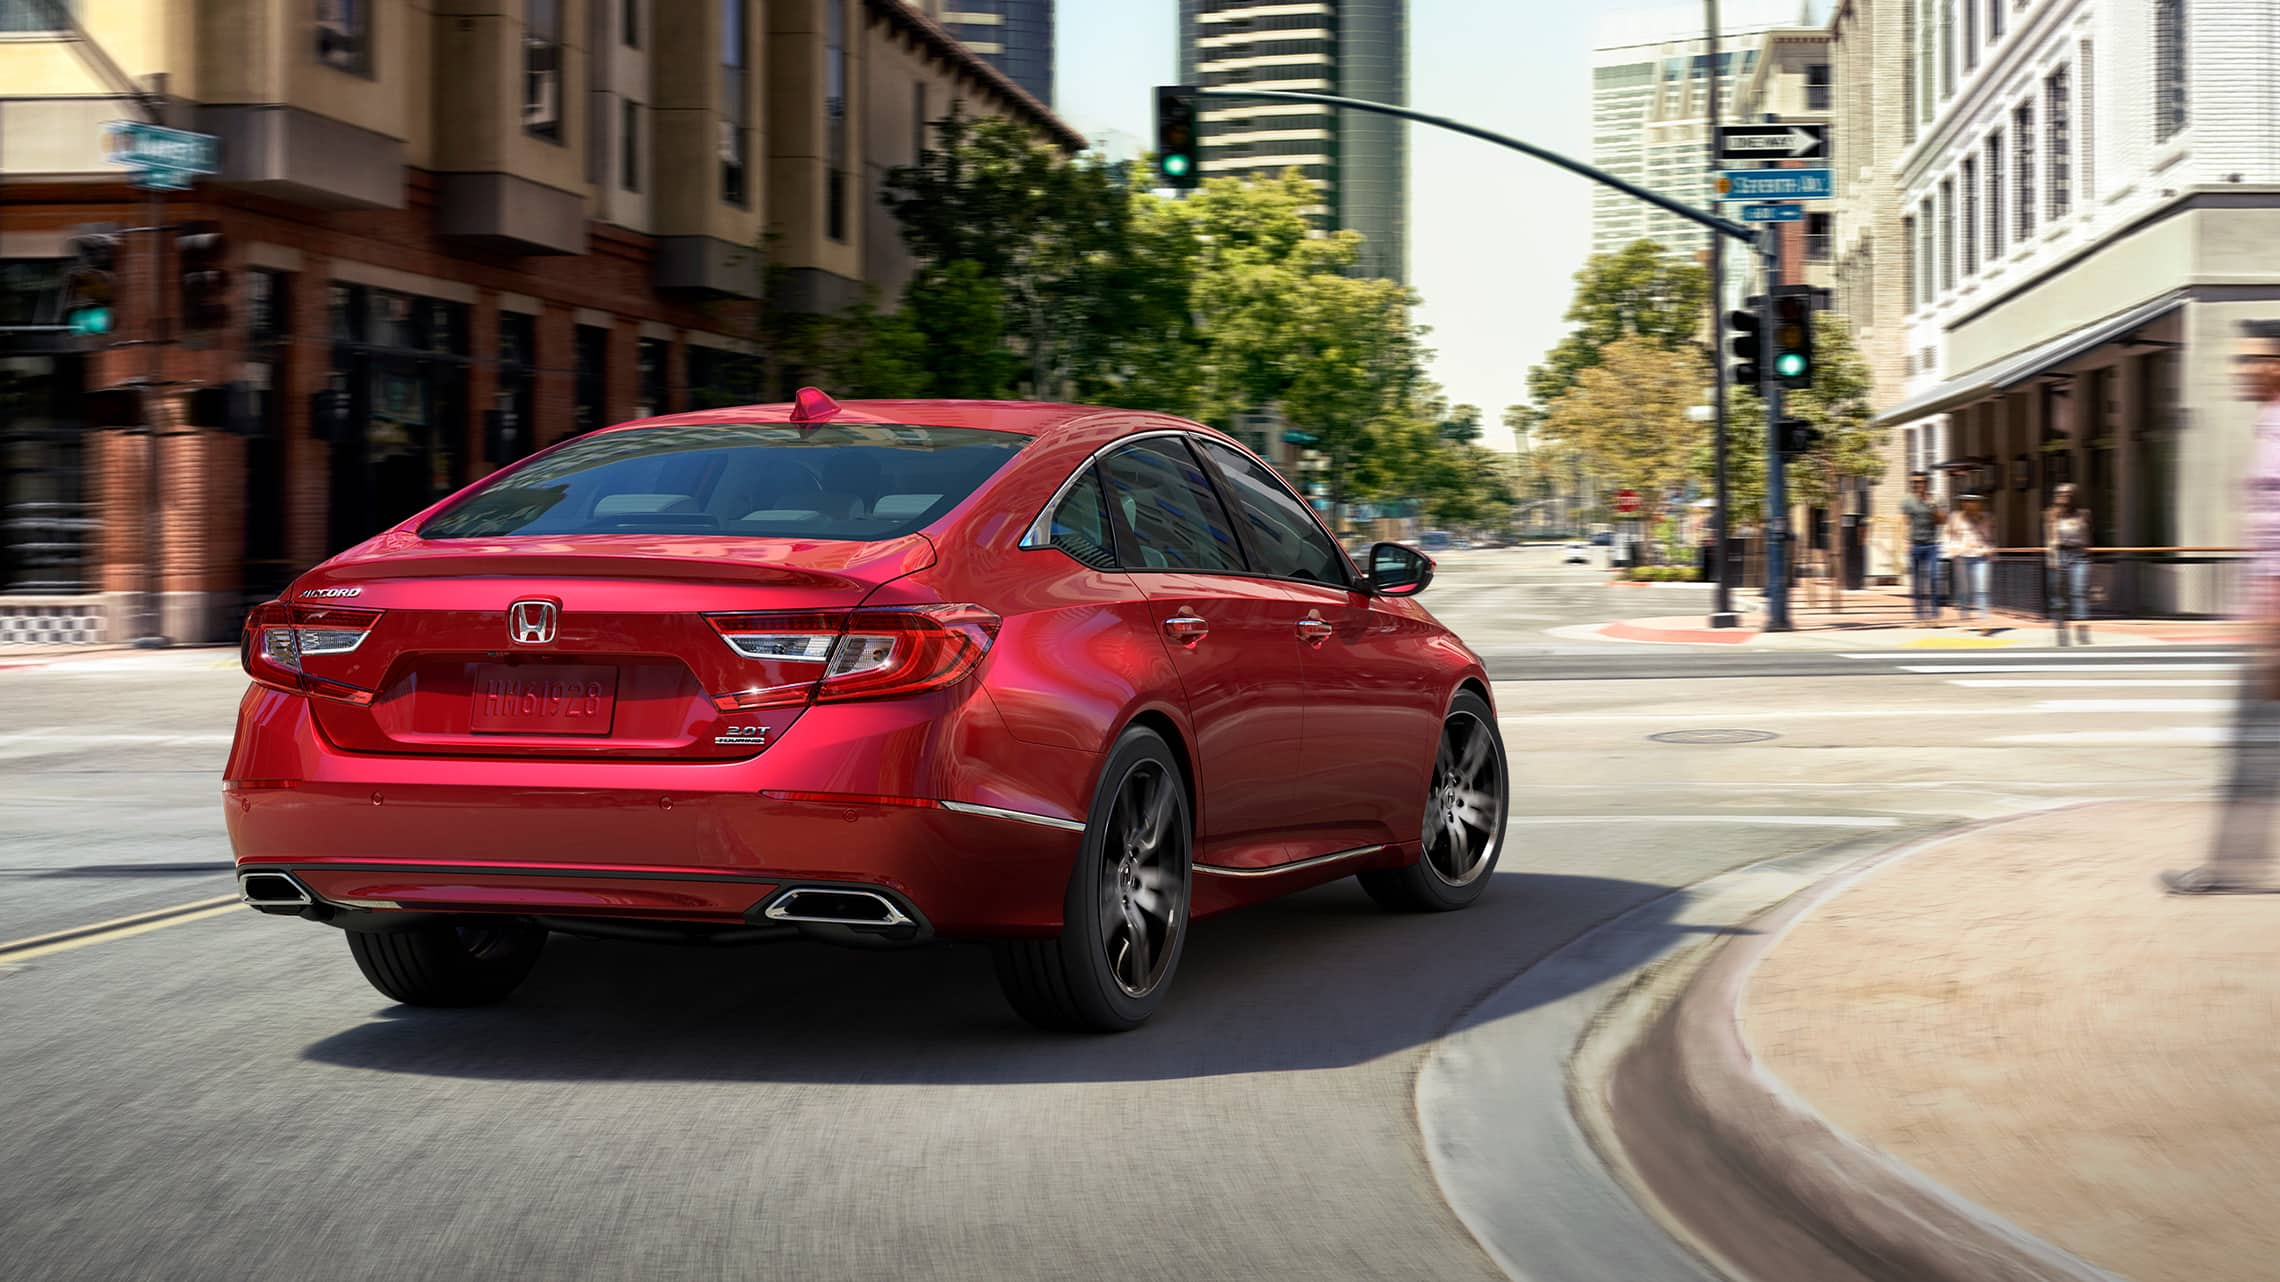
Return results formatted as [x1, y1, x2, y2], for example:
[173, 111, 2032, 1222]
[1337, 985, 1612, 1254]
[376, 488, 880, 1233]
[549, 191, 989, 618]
[1616, 489, 1641, 515]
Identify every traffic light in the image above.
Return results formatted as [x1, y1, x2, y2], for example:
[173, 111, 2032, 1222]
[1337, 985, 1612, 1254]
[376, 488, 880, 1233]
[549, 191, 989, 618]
[1727, 296, 1764, 387]
[1153, 85, 1201, 191]
[1771, 284, 1815, 390]
[62, 228, 119, 336]
[1778, 417, 1823, 457]
[178, 221, 229, 331]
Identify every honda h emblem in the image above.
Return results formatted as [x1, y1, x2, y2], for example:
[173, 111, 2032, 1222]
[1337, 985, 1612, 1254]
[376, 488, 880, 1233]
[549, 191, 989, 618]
[507, 600, 557, 645]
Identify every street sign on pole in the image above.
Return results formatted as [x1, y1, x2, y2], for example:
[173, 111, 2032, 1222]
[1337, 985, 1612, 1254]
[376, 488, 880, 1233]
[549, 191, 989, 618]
[102, 120, 219, 190]
[1741, 202, 1805, 223]
[1715, 168, 1833, 202]
[1715, 123, 1828, 162]
[1616, 489, 1641, 515]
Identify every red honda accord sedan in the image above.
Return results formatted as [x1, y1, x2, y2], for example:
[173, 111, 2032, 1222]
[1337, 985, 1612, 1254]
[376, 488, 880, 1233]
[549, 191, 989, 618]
[226, 393, 1506, 1031]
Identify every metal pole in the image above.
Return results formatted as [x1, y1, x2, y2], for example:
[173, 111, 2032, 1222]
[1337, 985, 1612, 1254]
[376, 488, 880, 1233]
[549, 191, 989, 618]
[1761, 227, 1791, 632]
[1706, 0, 1738, 627]
[134, 181, 169, 648]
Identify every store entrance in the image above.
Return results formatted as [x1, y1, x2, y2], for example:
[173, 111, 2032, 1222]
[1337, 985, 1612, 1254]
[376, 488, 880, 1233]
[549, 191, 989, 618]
[326, 285, 469, 552]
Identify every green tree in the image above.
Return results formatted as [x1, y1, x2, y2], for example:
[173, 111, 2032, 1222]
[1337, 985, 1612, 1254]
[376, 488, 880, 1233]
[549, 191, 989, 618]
[1541, 334, 1707, 536]
[1702, 316, 1883, 514]
[1525, 240, 1710, 411]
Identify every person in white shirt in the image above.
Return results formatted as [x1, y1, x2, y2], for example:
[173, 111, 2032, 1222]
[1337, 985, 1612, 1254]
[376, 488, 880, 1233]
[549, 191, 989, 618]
[2166, 321, 2280, 893]
[1941, 494, 1994, 622]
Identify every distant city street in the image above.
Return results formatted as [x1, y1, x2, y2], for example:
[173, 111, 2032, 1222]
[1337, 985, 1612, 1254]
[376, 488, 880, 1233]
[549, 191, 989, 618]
[0, 550, 2241, 1281]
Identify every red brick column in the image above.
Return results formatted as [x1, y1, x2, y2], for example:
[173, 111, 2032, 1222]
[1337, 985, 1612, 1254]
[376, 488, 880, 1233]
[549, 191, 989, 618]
[284, 252, 332, 569]
[666, 331, 689, 413]
[607, 318, 639, 427]
[534, 304, 573, 449]
[468, 292, 501, 475]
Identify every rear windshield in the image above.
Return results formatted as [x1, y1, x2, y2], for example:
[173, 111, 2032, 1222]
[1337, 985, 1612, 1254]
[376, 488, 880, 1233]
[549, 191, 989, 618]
[419, 423, 1031, 541]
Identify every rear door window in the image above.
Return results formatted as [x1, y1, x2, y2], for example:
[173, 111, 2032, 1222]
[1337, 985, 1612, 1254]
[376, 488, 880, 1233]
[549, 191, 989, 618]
[1099, 437, 1244, 572]
[1048, 464, 1118, 569]
[419, 423, 1030, 540]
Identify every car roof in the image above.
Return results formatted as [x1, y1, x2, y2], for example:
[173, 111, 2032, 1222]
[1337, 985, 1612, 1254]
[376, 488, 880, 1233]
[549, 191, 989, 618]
[609, 398, 1166, 439]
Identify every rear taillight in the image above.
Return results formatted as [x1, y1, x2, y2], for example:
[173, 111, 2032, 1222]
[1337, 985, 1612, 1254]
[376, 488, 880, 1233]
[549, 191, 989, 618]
[705, 604, 1001, 711]
[241, 601, 382, 703]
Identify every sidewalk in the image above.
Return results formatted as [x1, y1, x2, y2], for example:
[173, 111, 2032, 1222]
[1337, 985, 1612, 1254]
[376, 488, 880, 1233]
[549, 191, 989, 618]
[1585, 583, 2246, 648]
[1734, 800, 2279, 1282]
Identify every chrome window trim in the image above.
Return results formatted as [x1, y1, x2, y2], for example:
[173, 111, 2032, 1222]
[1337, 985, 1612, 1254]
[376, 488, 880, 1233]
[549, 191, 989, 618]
[1018, 428, 1196, 550]
[939, 799, 1089, 832]
[1194, 844, 1386, 878]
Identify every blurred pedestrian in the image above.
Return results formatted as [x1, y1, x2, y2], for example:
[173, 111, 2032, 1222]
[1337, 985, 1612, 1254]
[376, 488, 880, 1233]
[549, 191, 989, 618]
[1902, 472, 1942, 624]
[2166, 320, 2280, 894]
[1943, 493, 1994, 623]
[2045, 483, 2093, 645]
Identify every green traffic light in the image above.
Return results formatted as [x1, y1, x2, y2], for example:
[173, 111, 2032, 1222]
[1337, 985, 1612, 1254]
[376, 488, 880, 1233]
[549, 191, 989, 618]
[69, 307, 113, 336]
[1774, 353, 1807, 378]
[1163, 154, 1190, 177]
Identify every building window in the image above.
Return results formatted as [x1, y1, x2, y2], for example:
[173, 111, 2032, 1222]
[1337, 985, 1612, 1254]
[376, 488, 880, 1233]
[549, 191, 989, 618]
[2013, 102, 2035, 240]
[1805, 212, 1832, 263]
[315, 0, 370, 74]
[1962, 157, 1978, 276]
[913, 82, 928, 163]
[1939, 178, 1955, 292]
[1901, 0, 1918, 141]
[1805, 63, 1831, 111]
[574, 325, 608, 437]
[1985, 132, 2003, 260]
[621, 0, 638, 47]
[721, 0, 749, 206]
[2154, 0, 2186, 142]
[523, 0, 563, 141]
[825, 0, 850, 243]
[2078, 41, 2095, 206]
[621, 99, 641, 192]
[1962, 0, 1976, 71]
[636, 338, 668, 417]
[1988, 0, 2003, 40]
[2045, 66, 2071, 221]
[496, 312, 537, 463]
[1939, 0, 1956, 98]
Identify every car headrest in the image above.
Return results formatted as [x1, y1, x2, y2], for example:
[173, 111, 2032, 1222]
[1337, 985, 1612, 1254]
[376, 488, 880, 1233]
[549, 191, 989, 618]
[592, 493, 698, 516]
[871, 493, 941, 521]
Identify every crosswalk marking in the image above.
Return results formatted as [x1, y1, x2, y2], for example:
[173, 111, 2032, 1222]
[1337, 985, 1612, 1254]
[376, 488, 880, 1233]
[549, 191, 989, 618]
[1899, 662, 2235, 674]
[2028, 699, 2232, 713]
[1841, 650, 2241, 660]
[1950, 678, 2232, 688]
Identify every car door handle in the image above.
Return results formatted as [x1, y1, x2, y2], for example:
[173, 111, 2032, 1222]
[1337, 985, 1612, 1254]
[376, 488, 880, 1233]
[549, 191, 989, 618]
[1296, 615, 1334, 646]
[1162, 611, 1209, 645]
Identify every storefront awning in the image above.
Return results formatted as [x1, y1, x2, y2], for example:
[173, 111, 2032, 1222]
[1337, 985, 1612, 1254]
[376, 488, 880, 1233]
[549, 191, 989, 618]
[1873, 293, 2185, 425]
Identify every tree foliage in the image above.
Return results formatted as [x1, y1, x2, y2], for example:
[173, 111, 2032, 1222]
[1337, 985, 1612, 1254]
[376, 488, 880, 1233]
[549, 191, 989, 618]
[1701, 315, 1884, 514]
[1540, 335, 1707, 524]
[1525, 240, 1710, 410]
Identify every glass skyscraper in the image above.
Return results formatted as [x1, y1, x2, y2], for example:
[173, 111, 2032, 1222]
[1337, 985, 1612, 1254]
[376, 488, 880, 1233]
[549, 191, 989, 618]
[923, 0, 1055, 106]
[1177, 0, 1409, 284]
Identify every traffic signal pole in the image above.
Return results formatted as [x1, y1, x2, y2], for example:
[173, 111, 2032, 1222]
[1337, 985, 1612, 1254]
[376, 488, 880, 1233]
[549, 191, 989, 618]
[1159, 86, 1789, 629]
[1759, 230, 1791, 632]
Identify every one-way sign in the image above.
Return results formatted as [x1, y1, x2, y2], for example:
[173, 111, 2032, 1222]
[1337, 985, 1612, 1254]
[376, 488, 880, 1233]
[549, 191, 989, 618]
[1716, 124, 1827, 162]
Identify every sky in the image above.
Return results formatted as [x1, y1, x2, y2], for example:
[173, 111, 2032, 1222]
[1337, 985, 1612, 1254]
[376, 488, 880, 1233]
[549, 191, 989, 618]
[1052, 0, 1750, 452]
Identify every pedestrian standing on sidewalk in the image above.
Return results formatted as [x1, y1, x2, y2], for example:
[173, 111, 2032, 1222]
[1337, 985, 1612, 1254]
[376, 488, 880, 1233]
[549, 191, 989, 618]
[2045, 484, 2093, 645]
[1902, 472, 1943, 624]
[2166, 321, 2280, 894]
[1943, 493, 1994, 623]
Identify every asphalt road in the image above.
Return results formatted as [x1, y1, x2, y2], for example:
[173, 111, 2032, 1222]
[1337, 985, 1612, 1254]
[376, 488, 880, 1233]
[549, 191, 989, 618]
[0, 552, 2237, 1281]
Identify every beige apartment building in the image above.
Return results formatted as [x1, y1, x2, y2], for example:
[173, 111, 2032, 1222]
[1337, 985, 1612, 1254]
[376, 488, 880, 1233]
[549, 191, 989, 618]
[0, 0, 1079, 644]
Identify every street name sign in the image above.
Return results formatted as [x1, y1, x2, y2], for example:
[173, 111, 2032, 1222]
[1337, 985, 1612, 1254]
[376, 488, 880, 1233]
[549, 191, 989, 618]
[1741, 202, 1806, 223]
[103, 120, 220, 191]
[1715, 123, 1827, 162]
[1715, 168, 1833, 202]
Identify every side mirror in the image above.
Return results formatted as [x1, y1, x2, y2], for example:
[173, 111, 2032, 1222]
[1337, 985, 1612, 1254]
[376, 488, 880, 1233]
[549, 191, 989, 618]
[1364, 541, 1435, 597]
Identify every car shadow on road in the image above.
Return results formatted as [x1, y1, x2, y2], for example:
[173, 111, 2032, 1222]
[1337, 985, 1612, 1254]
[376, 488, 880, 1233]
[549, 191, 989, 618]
[300, 871, 1738, 1086]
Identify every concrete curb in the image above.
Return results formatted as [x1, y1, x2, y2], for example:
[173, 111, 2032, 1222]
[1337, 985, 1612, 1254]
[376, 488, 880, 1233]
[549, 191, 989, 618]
[1598, 807, 2126, 1282]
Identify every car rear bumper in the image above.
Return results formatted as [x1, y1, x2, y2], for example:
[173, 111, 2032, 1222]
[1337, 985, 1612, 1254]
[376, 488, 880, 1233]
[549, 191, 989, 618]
[223, 689, 1090, 938]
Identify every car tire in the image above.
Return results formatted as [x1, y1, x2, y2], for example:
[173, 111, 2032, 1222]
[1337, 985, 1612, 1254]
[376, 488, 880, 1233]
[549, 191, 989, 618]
[344, 919, 548, 1007]
[1360, 689, 1507, 913]
[994, 726, 1193, 1033]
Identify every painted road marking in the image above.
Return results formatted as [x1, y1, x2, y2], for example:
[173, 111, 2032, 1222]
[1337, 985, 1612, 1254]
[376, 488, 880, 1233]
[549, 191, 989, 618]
[1996, 727, 2226, 746]
[1846, 651, 2240, 661]
[2029, 699, 2232, 714]
[1950, 679, 2234, 688]
[1897, 637, 2025, 649]
[0, 895, 241, 964]
[1898, 663, 2236, 674]
[1502, 814, 1902, 828]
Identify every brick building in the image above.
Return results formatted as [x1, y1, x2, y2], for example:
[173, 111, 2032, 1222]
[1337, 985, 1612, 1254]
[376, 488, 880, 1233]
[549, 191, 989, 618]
[0, 0, 1080, 644]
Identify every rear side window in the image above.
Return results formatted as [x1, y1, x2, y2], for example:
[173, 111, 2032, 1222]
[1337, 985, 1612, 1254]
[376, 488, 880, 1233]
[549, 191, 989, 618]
[1049, 464, 1117, 570]
[1194, 438, 1348, 585]
[419, 423, 1030, 540]
[1099, 437, 1243, 572]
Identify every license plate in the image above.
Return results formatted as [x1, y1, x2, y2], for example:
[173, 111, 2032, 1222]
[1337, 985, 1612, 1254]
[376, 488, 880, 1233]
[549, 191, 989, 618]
[469, 664, 618, 735]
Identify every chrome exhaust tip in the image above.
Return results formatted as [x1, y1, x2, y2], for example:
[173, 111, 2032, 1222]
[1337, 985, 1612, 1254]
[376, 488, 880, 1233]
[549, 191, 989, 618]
[762, 887, 914, 928]
[238, 869, 325, 918]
